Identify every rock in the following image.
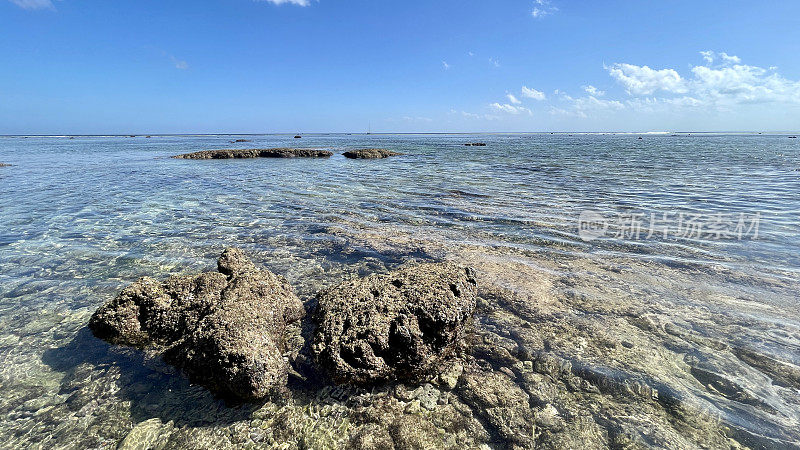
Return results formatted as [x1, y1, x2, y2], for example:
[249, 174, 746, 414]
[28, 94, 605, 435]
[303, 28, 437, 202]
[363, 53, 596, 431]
[312, 262, 478, 385]
[347, 424, 395, 450]
[389, 415, 443, 449]
[342, 149, 402, 159]
[294, 135, 302, 138]
[172, 148, 332, 159]
[117, 418, 171, 450]
[0, 163, 11, 167]
[437, 361, 464, 390]
[458, 370, 535, 448]
[230, 139, 251, 143]
[89, 248, 304, 400]
[464, 143, 487, 147]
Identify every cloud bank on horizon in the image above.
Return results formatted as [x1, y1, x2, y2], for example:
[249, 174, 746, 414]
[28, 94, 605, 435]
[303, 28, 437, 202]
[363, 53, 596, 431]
[468, 51, 800, 126]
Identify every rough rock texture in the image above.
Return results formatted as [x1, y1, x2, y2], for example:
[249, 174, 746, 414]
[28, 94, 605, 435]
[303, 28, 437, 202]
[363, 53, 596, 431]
[458, 370, 535, 448]
[172, 148, 333, 159]
[342, 149, 402, 159]
[312, 262, 478, 385]
[89, 248, 304, 400]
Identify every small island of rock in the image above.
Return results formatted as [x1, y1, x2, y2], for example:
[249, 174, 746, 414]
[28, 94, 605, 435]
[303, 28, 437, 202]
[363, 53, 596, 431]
[342, 149, 403, 159]
[173, 148, 333, 159]
[89, 248, 305, 401]
[0, 163, 11, 167]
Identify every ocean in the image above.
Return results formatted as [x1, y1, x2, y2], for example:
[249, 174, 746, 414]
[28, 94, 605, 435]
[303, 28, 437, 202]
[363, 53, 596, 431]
[1, 133, 798, 448]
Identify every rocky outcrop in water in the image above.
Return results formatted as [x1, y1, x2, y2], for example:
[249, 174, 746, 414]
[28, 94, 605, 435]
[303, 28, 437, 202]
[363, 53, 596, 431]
[464, 143, 487, 147]
[89, 248, 305, 400]
[173, 148, 333, 159]
[0, 163, 10, 167]
[342, 149, 402, 159]
[311, 262, 478, 385]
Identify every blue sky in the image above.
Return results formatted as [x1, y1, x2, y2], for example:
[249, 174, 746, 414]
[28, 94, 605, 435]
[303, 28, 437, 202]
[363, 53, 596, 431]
[2, 0, 800, 134]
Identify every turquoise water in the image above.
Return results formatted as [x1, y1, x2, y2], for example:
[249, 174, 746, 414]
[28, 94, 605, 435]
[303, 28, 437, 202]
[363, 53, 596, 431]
[1, 134, 799, 448]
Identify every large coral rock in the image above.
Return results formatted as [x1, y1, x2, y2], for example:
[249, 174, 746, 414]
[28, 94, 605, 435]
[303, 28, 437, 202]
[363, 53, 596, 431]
[89, 248, 304, 400]
[312, 262, 478, 385]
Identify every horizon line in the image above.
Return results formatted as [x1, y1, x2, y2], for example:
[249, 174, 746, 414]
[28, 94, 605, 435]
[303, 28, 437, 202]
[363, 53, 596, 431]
[2, 131, 799, 137]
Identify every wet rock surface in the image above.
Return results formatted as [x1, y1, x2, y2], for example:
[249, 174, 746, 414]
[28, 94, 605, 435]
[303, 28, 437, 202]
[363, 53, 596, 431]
[342, 149, 402, 159]
[89, 248, 304, 400]
[312, 262, 478, 385]
[172, 148, 333, 159]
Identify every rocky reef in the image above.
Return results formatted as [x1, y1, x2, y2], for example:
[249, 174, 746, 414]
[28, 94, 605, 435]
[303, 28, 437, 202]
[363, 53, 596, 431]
[89, 248, 304, 400]
[172, 148, 333, 159]
[342, 149, 402, 159]
[312, 262, 478, 385]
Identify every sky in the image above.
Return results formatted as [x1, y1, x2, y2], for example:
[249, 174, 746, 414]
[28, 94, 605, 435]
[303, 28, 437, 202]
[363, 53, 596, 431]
[2, 0, 800, 134]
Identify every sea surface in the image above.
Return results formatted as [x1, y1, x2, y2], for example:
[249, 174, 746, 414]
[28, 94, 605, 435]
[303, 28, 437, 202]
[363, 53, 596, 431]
[0, 134, 799, 448]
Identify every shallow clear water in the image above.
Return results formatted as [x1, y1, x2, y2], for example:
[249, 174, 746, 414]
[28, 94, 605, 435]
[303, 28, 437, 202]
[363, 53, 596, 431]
[1, 134, 799, 448]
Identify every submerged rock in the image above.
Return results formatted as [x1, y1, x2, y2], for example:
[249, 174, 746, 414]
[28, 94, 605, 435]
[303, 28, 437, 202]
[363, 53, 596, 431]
[172, 148, 333, 159]
[312, 262, 478, 385]
[89, 248, 304, 400]
[458, 370, 535, 448]
[342, 149, 402, 159]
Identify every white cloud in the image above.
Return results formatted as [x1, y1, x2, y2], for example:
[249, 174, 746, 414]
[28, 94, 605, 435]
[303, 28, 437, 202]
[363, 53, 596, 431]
[489, 57, 500, 68]
[532, 0, 558, 18]
[170, 56, 189, 70]
[607, 52, 800, 107]
[507, 94, 521, 104]
[256, 0, 311, 5]
[607, 63, 687, 95]
[491, 103, 532, 115]
[8, 0, 54, 10]
[690, 63, 800, 105]
[442, 61, 451, 70]
[449, 109, 501, 121]
[552, 95, 624, 118]
[701, 50, 742, 66]
[583, 85, 605, 96]
[521, 86, 546, 100]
